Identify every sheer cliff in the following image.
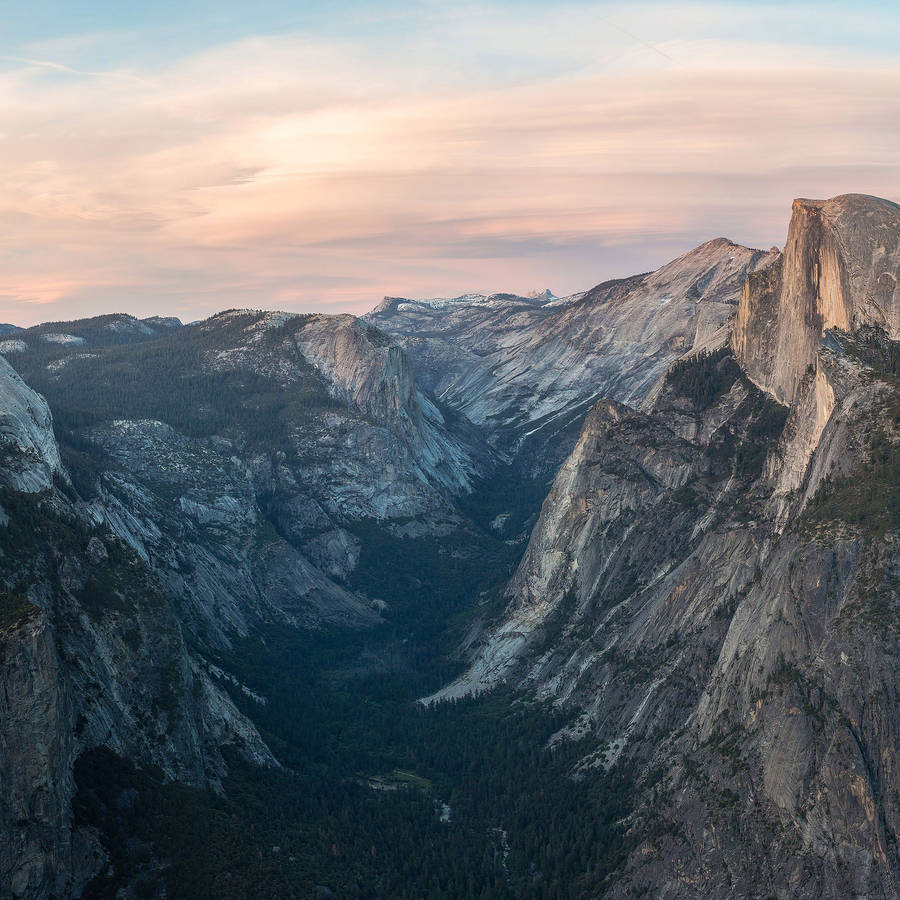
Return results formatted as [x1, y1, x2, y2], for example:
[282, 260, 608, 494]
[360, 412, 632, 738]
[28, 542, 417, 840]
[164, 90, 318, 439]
[432, 195, 899, 898]
[0, 310, 489, 897]
[366, 239, 776, 474]
[0, 371, 274, 897]
[734, 194, 900, 404]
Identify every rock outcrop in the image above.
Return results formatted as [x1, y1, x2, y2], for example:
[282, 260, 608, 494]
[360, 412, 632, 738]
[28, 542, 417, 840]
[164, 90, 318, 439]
[367, 239, 776, 472]
[734, 194, 900, 404]
[432, 195, 900, 897]
[0, 356, 61, 493]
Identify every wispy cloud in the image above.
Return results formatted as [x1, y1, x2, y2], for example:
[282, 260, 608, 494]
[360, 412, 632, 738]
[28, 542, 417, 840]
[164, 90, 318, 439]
[1, 2, 898, 324]
[0, 54, 154, 86]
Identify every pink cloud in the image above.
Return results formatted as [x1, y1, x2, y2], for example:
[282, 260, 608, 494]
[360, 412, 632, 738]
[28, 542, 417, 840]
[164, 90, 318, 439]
[0, 18, 898, 325]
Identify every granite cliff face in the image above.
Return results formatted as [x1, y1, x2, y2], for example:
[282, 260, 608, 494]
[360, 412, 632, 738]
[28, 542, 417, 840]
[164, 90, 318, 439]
[288, 313, 480, 503]
[432, 196, 899, 897]
[0, 376, 275, 897]
[734, 194, 900, 404]
[367, 239, 776, 473]
[0, 357, 61, 493]
[0, 309, 489, 896]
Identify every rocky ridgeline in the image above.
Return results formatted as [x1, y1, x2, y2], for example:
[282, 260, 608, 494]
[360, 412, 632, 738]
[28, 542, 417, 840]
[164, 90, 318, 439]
[365, 239, 776, 474]
[430, 195, 899, 898]
[0, 309, 486, 896]
[360, 241, 782, 555]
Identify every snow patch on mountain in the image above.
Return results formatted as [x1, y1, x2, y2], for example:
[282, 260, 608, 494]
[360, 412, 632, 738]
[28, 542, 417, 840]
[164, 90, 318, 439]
[367, 239, 777, 459]
[40, 333, 86, 345]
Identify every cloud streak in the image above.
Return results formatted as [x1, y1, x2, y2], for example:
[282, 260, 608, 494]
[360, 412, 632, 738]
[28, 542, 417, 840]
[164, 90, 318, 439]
[1, 2, 899, 324]
[0, 54, 153, 87]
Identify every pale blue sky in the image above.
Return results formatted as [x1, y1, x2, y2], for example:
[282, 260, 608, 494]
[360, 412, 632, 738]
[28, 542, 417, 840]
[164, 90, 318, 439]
[8, 2, 900, 74]
[9, 3, 899, 53]
[2, 2, 899, 324]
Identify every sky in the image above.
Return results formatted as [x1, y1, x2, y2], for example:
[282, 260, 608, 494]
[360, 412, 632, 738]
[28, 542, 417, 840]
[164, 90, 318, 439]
[2, 1, 899, 326]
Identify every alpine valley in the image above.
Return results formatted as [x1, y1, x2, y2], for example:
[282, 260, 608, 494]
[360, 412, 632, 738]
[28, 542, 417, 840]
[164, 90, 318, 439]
[1, 195, 897, 899]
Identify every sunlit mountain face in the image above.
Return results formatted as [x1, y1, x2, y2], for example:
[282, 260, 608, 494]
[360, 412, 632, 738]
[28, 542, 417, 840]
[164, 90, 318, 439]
[1, 3, 899, 898]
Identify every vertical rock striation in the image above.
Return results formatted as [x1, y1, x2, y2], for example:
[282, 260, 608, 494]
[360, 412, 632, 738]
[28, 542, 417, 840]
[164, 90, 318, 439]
[734, 194, 900, 404]
[432, 194, 900, 897]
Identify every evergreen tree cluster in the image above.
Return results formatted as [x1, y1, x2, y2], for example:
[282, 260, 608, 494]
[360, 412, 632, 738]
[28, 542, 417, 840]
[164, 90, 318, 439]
[665, 346, 741, 409]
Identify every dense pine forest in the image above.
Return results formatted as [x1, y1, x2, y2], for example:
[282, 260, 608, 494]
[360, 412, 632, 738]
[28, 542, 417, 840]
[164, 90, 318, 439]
[9, 319, 636, 896]
[74, 521, 636, 899]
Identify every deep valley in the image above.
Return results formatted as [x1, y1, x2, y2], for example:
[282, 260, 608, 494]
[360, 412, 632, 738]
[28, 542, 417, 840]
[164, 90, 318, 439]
[0, 194, 898, 899]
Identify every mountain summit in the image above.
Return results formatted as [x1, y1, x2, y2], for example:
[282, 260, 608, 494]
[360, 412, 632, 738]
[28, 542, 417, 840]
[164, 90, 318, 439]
[426, 194, 900, 898]
[366, 237, 776, 475]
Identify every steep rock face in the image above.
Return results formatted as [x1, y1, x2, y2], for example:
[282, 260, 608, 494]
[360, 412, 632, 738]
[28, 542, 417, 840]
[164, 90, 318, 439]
[734, 194, 900, 404]
[89, 418, 376, 642]
[1, 308, 490, 897]
[0, 578, 276, 898]
[191, 310, 484, 520]
[0, 458, 274, 899]
[433, 195, 899, 897]
[290, 314, 479, 499]
[294, 315, 421, 426]
[426, 398, 699, 702]
[0, 357, 61, 493]
[427, 355, 763, 704]
[0, 614, 82, 899]
[368, 240, 776, 470]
